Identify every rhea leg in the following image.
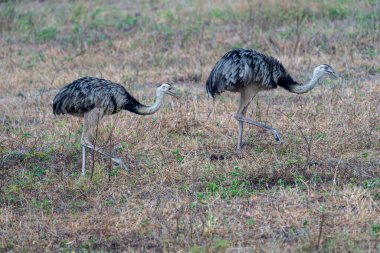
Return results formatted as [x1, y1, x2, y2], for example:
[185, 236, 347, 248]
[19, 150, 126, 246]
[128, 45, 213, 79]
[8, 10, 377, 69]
[234, 86, 282, 154]
[236, 106, 248, 154]
[81, 142, 128, 171]
[234, 87, 256, 154]
[80, 109, 128, 175]
[82, 145, 86, 176]
[237, 116, 282, 142]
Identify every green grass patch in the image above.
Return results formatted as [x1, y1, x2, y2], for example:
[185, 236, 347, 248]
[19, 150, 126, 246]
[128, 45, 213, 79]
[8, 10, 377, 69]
[200, 166, 255, 199]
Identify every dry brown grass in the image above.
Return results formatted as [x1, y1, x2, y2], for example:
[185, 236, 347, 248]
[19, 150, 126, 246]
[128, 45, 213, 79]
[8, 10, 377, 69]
[1, 0, 379, 252]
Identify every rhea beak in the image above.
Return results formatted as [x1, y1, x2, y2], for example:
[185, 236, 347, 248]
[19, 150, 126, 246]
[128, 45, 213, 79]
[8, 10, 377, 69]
[326, 68, 338, 79]
[330, 71, 339, 79]
[166, 89, 179, 99]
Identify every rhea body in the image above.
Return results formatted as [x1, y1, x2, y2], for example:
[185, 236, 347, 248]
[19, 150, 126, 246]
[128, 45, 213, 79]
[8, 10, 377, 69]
[206, 48, 338, 154]
[53, 77, 176, 175]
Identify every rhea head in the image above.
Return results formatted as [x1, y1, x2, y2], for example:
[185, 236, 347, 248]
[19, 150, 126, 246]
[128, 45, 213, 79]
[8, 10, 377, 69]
[157, 83, 178, 98]
[314, 64, 338, 79]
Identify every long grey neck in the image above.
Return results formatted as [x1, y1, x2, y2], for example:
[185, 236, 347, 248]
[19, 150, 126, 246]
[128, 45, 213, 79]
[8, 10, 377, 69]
[134, 91, 165, 115]
[288, 73, 320, 94]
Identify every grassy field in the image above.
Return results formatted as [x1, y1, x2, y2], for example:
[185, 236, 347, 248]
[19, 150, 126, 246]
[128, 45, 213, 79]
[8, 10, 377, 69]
[0, 0, 379, 252]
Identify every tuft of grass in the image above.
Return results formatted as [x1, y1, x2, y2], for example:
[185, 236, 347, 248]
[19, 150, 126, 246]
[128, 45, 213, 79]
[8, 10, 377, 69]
[362, 178, 380, 189]
[36, 27, 57, 43]
[201, 166, 255, 199]
[371, 224, 380, 238]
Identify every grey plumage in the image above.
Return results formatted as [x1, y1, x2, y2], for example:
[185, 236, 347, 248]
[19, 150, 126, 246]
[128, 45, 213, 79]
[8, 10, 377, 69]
[206, 48, 338, 154]
[53, 77, 143, 116]
[53, 76, 177, 175]
[206, 49, 298, 97]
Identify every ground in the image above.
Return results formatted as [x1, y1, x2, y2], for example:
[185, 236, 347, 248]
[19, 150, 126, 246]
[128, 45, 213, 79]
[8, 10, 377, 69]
[0, 0, 379, 252]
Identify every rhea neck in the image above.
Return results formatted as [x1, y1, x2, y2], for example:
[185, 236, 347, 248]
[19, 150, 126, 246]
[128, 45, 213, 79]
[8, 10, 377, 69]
[284, 70, 324, 94]
[134, 89, 165, 115]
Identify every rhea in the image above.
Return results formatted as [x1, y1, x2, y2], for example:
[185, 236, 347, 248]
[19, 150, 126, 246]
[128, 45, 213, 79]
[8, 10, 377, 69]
[53, 77, 177, 175]
[206, 48, 338, 154]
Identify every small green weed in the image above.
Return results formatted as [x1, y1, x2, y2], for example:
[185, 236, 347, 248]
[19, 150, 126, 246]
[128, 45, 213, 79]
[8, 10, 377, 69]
[277, 179, 285, 188]
[362, 178, 380, 189]
[212, 238, 230, 251]
[325, 1, 351, 19]
[246, 218, 255, 227]
[361, 151, 369, 159]
[252, 145, 264, 153]
[211, 8, 223, 18]
[36, 27, 57, 43]
[31, 197, 51, 213]
[21, 132, 32, 139]
[206, 181, 219, 193]
[202, 166, 254, 199]
[24, 150, 49, 161]
[316, 132, 327, 141]
[115, 15, 138, 30]
[80, 236, 98, 250]
[28, 165, 45, 178]
[286, 159, 299, 166]
[371, 224, 380, 237]
[172, 149, 184, 163]
[105, 199, 115, 207]
[189, 245, 206, 253]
